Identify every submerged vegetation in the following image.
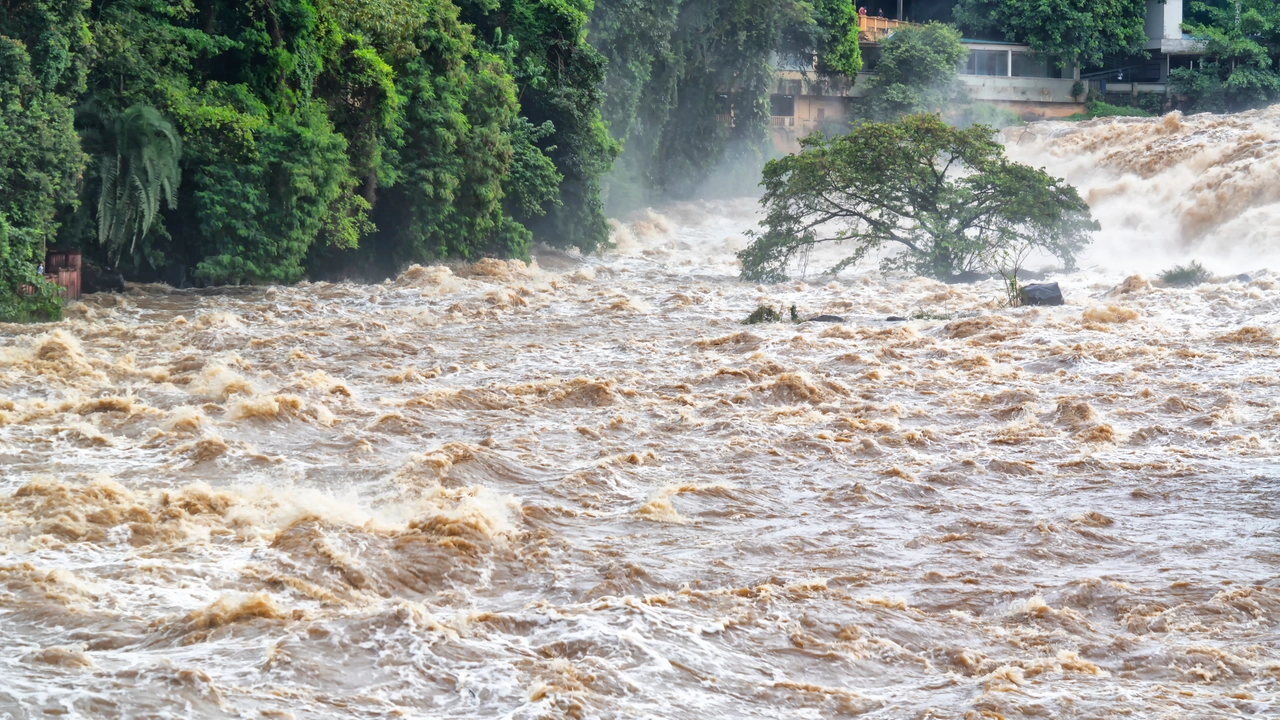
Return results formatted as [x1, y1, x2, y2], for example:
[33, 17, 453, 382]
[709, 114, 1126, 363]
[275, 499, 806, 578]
[1159, 261, 1212, 287]
[743, 304, 800, 324]
[744, 305, 784, 324]
[1063, 101, 1154, 121]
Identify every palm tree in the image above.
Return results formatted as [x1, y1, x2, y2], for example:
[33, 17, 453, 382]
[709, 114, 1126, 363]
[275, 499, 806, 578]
[80, 103, 182, 263]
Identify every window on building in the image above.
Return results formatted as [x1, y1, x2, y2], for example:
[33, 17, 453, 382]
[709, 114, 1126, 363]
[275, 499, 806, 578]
[861, 46, 881, 73]
[962, 50, 1008, 76]
[770, 94, 795, 117]
[816, 107, 826, 121]
[1011, 52, 1050, 78]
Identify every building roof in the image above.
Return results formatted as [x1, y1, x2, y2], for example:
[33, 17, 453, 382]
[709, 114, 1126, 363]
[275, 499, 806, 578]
[960, 38, 1023, 46]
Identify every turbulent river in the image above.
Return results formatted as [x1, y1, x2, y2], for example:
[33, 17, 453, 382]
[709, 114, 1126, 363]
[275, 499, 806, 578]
[2, 110, 1279, 719]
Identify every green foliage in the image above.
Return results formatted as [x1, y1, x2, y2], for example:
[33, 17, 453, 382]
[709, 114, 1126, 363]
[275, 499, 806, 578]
[0, 214, 63, 323]
[949, 102, 1025, 129]
[343, 1, 529, 275]
[1093, 100, 1153, 117]
[5, 0, 615, 285]
[1063, 100, 1154, 120]
[504, 118, 563, 219]
[1159, 260, 1211, 287]
[80, 104, 183, 264]
[457, 0, 620, 254]
[744, 305, 783, 324]
[0, 287, 64, 323]
[191, 99, 365, 284]
[0, 3, 88, 305]
[780, 0, 863, 77]
[815, 0, 863, 78]
[1170, 0, 1280, 112]
[1132, 92, 1166, 115]
[13, 0, 1149, 286]
[590, 0, 815, 209]
[739, 114, 1097, 283]
[1070, 80, 1085, 99]
[954, 0, 1149, 68]
[858, 23, 968, 121]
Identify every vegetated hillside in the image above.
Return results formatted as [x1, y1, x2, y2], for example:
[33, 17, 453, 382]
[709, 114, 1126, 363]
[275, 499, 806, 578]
[0, 0, 860, 290]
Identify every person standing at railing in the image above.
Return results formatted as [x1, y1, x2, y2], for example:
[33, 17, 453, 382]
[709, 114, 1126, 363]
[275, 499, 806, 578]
[858, 6, 866, 17]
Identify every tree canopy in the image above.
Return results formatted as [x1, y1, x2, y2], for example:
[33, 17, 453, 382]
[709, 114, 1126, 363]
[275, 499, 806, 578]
[953, 0, 1150, 67]
[738, 114, 1097, 283]
[0, 0, 616, 288]
[858, 23, 968, 121]
[589, 0, 855, 209]
[1171, 0, 1280, 112]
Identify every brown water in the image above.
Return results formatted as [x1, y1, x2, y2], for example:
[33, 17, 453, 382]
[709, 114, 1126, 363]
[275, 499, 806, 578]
[2, 116, 1279, 719]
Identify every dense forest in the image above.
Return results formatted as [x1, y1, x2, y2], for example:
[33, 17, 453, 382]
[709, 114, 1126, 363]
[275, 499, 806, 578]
[0, 0, 864, 292]
[1, 0, 1277, 302]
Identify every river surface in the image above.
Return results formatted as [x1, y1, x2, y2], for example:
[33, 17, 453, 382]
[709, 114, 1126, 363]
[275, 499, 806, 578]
[2, 112, 1279, 719]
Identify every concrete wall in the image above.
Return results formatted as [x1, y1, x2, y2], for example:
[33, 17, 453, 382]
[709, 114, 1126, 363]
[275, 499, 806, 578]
[960, 75, 1080, 104]
[1104, 82, 1168, 95]
[984, 100, 1086, 121]
[769, 96, 855, 155]
[1145, 0, 1184, 50]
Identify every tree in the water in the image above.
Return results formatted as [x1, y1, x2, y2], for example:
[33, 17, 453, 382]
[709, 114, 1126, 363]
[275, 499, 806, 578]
[84, 103, 182, 265]
[738, 114, 1097, 282]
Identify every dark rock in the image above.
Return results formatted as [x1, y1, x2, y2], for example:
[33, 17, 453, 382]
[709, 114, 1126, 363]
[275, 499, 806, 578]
[1237, 273, 1252, 282]
[82, 267, 125, 294]
[944, 271, 991, 284]
[885, 316, 907, 322]
[1019, 282, 1064, 306]
[808, 315, 845, 323]
[1015, 268, 1049, 281]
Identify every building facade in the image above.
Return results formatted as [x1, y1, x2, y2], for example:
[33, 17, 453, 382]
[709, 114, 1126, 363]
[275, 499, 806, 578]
[765, 0, 1201, 153]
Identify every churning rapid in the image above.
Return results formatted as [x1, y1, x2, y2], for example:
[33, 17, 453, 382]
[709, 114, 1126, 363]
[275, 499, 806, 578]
[2, 114, 1279, 719]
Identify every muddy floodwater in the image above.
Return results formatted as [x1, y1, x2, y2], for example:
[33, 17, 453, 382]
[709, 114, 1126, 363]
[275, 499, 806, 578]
[3, 114, 1280, 719]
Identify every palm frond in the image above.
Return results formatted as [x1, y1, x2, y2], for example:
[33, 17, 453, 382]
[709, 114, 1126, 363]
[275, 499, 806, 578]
[91, 104, 184, 263]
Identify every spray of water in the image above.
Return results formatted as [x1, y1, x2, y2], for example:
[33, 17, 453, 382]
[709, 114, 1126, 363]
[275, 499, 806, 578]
[1006, 107, 1280, 275]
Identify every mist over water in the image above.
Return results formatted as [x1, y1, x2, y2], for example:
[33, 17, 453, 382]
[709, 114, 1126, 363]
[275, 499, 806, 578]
[1, 116, 1278, 719]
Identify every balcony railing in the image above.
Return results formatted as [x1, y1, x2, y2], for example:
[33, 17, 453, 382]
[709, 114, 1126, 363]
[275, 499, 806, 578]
[858, 16, 917, 42]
